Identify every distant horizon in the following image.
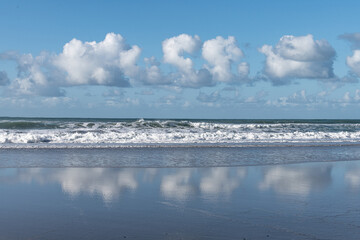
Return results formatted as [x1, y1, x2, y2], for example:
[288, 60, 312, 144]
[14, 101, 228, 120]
[2, 116, 360, 121]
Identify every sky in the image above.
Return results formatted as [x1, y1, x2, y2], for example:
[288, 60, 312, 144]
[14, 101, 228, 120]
[1, 0, 360, 118]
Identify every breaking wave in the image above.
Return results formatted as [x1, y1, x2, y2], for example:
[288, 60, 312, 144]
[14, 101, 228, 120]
[1, 118, 360, 148]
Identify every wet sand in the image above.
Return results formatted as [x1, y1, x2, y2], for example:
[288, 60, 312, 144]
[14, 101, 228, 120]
[1, 160, 360, 239]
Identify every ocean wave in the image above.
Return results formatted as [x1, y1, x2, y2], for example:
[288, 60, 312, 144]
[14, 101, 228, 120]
[1, 119, 360, 148]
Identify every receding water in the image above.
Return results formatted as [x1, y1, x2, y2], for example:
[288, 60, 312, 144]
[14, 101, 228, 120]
[1, 145, 360, 167]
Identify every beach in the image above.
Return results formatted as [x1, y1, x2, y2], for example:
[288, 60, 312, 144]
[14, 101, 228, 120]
[1, 160, 360, 239]
[1, 118, 360, 239]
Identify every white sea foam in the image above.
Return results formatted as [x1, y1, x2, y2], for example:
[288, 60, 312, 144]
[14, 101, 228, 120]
[1, 119, 360, 148]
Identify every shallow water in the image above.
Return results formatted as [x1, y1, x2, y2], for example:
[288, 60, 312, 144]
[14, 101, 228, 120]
[1, 161, 360, 239]
[1, 145, 360, 167]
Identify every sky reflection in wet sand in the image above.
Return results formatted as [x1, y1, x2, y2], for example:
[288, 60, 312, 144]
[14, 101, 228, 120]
[1, 161, 360, 239]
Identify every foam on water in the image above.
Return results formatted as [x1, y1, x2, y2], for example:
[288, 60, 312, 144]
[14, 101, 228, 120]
[1, 118, 360, 148]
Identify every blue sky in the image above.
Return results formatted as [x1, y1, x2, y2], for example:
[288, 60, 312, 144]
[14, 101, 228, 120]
[1, 0, 360, 118]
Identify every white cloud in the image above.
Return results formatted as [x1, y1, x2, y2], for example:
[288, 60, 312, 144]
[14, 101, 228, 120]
[54, 33, 134, 87]
[1, 52, 65, 96]
[0, 33, 142, 96]
[163, 34, 201, 72]
[162, 34, 214, 88]
[202, 36, 245, 83]
[259, 34, 335, 84]
[141, 56, 170, 85]
[339, 33, 360, 78]
[237, 62, 250, 78]
[346, 50, 360, 77]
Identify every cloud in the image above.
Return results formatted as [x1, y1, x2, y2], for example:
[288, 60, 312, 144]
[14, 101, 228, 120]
[339, 33, 360, 78]
[141, 56, 170, 85]
[102, 88, 126, 98]
[346, 50, 360, 77]
[163, 34, 201, 72]
[1, 33, 142, 96]
[0, 33, 253, 99]
[162, 34, 214, 88]
[54, 33, 133, 87]
[339, 33, 360, 49]
[202, 36, 246, 83]
[259, 34, 336, 84]
[196, 91, 221, 103]
[0, 71, 9, 85]
[0, 51, 65, 96]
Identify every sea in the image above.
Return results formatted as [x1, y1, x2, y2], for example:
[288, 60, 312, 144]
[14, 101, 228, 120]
[1, 117, 360, 167]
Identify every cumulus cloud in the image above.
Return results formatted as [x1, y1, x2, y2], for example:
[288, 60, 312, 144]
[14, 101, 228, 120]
[259, 34, 336, 84]
[202, 36, 246, 83]
[141, 56, 170, 85]
[339, 33, 360, 78]
[345, 50, 360, 77]
[163, 34, 201, 72]
[0, 33, 145, 96]
[162, 34, 214, 88]
[0, 51, 65, 96]
[0, 32, 255, 98]
[54, 33, 134, 87]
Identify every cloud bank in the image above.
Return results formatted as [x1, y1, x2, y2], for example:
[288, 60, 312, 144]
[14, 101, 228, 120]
[1, 32, 359, 99]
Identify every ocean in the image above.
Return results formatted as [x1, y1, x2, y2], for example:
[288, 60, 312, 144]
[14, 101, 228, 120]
[1, 117, 360, 167]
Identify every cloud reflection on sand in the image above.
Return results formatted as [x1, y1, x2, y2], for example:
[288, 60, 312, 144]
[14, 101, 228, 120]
[345, 167, 360, 188]
[259, 165, 332, 196]
[3, 168, 138, 202]
[160, 169, 195, 200]
[200, 168, 246, 196]
[0, 163, 336, 203]
[160, 167, 247, 200]
[53, 168, 138, 202]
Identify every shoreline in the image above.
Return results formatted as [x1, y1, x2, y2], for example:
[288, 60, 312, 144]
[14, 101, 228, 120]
[2, 144, 360, 168]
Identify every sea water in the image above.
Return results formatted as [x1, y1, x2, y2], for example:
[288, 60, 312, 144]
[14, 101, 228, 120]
[1, 118, 360, 167]
[1, 118, 360, 148]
